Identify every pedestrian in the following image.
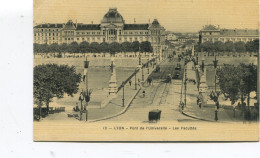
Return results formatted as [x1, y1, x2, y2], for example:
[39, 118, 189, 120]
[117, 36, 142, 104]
[199, 100, 202, 108]
[147, 77, 152, 85]
[138, 78, 140, 86]
[142, 90, 145, 97]
[180, 102, 184, 111]
[129, 79, 132, 86]
[216, 101, 220, 110]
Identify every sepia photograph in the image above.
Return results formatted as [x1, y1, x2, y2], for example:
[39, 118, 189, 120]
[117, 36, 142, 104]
[33, 0, 259, 141]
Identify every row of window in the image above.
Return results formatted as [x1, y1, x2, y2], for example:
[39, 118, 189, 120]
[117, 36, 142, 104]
[203, 37, 257, 42]
[35, 29, 60, 32]
[34, 33, 59, 36]
[62, 36, 149, 42]
[73, 31, 149, 35]
[34, 37, 60, 40]
[151, 30, 161, 34]
[124, 32, 149, 35]
[76, 32, 101, 35]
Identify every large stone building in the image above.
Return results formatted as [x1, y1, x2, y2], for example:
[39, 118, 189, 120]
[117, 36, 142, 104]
[33, 8, 166, 54]
[199, 25, 259, 44]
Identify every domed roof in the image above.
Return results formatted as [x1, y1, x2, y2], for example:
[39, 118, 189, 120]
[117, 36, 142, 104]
[149, 19, 162, 29]
[152, 19, 160, 26]
[64, 20, 76, 30]
[101, 8, 124, 24]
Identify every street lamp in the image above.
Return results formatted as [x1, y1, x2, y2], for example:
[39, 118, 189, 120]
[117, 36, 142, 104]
[134, 68, 137, 90]
[139, 54, 142, 65]
[210, 90, 220, 121]
[79, 91, 84, 121]
[122, 81, 125, 107]
[184, 68, 187, 107]
[147, 57, 149, 74]
[213, 54, 218, 92]
[142, 63, 144, 81]
[201, 54, 205, 72]
[215, 107, 218, 121]
[83, 57, 90, 121]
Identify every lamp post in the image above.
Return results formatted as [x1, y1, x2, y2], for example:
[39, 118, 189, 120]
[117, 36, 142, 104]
[84, 57, 89, 121]
[139, 54, 141, 65]
[201, 54, 205, 72]
[184, 68, 187, 107]
[79, 91, 84, 121]
[213, 54, 218, 92]
[122, 81, 125, 107]
[215, 107, 218, 121]
[147, 57, 149, 74]
[135, 68, 137, 90]
[142, 63, 144, 81]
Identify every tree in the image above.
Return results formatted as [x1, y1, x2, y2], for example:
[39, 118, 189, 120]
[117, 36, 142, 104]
[79, 41, 89, 54]
[184, 40, 195, 47]
[99, 42, 109, 53]
[253, 39, 259, 53]
[68, 42, 79, 56]
[49, 43, 60, 58]
[33, 43, 40, 58]
[140, 41, 153, 53]
[201, 41, 215, 55]
[214, 41, 225, 54]
[131, 41, 140, 56]
[41, 43, 50, 55]
[89, 42, 100, 53]
[109, 42, 120, 55]
[60, 43, 68, 57]
[234, 41, 246, 55]
[217, 64, 257, 111]
[34, 64, 81, 114]
[239, 63, 257, 109]
[224, 41, 235, 53]
[216, 65, 241, 106]
[120, 42, 132, 56]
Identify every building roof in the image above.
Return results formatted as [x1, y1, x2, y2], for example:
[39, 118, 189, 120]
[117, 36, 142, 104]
[76, 24, 101, 30]
[101, 8, 124, 23]
[123, 24, 149, 30]
[149, 19, 164, 29]
[63, 20, 76, 30]
[201, 25, 219, 31]
[220, 29, 259, 36]
[34, 23, 63, 28]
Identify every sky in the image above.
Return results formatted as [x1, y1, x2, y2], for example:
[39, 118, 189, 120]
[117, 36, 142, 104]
[34, 0, 259, 32]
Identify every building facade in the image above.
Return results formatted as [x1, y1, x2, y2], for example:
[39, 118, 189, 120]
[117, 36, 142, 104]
[199, 25, 259, 44]
[34, 8, 166, 54]
[165, 33, 177, 41]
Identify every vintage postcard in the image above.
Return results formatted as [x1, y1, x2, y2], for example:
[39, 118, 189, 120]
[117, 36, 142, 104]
[33, 0, 259, 141]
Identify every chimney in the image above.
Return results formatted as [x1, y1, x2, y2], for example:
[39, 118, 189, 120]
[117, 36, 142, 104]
[91, 21, 93, 24]
[62, 23, 65, 28]
[55, 24, 57, 27]
[218, 25, 220, 29]
[47, 23, 50, 27]
[76, 19, 77, 27]
[134, 18, 136, 24]
[245, 28, 248, 32]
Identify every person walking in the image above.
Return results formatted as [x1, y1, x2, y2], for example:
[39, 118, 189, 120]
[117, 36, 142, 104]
[129, 79, 132, 86]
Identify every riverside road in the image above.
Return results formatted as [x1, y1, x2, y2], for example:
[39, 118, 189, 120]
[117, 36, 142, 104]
[104, 58, 199, 122]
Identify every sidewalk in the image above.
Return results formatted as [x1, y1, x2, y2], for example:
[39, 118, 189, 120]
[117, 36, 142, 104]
[87, 58, 161, 121]
[182, 62, 233, 122]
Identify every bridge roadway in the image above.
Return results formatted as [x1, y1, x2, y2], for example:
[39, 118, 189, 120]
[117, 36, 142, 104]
[104, 59, 199, 122]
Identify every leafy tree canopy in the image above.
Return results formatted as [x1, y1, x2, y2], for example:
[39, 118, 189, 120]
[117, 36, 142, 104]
[34, 64, 81, 111]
